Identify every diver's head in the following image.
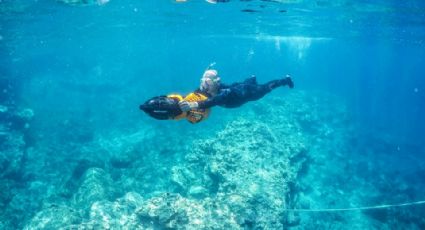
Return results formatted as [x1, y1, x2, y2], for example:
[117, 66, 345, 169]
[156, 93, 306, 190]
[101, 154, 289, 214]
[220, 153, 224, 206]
[200, 69, 220, 95]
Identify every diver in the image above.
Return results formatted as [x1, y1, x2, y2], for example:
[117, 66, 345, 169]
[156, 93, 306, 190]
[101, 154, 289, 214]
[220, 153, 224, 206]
[178, 69, 294, 112]
[139, 69, 293, 123]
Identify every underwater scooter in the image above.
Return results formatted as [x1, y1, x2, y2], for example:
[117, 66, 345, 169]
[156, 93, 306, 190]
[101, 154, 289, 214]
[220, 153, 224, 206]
[139, 95, 183, 120]
[139, 93, 210, 124]
[140, 63, 216, 123]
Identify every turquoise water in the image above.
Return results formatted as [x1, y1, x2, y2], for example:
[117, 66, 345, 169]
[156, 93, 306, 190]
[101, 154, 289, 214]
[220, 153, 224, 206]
[1, 0, 425, 229]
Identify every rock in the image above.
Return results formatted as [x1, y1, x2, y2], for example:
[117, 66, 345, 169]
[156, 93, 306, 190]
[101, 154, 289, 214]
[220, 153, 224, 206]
[188, 186, 208, 199]
[24, 206, 81, 230]
[16, 108, 34, 121]
[73, 168, 113, 210]
[83, 192, 143, 229]
[168, 116, 306, 229]
[171, 166, 197, 192]
[0, 131, 25, 180]
[136, 193, 239, 229]
[7, 181, 53, 229]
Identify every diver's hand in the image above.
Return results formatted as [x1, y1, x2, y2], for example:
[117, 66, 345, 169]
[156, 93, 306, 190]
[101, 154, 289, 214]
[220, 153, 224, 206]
[179, 101, 191, 112]
[179, 101, 199, 112]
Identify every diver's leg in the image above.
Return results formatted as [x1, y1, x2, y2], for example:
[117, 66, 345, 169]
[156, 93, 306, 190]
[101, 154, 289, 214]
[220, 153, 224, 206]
[233, 75, 294, 105]
[266, 75, 294, 90]
[244, 83, 273, 101]
[245, 76, 294, 102]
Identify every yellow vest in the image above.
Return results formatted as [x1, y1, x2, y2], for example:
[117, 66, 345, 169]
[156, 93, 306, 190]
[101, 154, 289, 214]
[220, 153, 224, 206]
[167, 92, 210, 124]
[184, 92, 211, 124]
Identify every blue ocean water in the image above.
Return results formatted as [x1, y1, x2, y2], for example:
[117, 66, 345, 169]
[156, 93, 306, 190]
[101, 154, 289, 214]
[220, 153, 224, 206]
[1, 0, 425, 229]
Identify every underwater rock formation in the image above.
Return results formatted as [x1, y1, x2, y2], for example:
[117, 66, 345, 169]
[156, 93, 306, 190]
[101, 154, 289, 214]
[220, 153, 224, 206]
[0, 106, 35, 229]
[21, 92, 310, 229]
[23, 206, 81, 230]
[171, 118, 306, 228]
[72, 167, 114, 210]
[0, 130, 25, 181]
[81, 192, 143, 228]
[12, 91, 423, 229]
[136, 193, 240, 229]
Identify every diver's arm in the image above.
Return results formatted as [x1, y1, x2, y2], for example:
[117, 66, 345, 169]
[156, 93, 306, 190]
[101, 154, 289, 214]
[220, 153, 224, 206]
[197, 98, 216, 109]
[197, 89, 230, 109]
[179, 95, 222, 111]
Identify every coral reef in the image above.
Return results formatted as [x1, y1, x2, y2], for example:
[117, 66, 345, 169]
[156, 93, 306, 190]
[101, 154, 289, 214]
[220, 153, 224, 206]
[2, 91, 424, 229]
[0, 105, 35, 229]
[22, 106, 307, 229]
[24, 205, 81, 230]
[169, 118, 306, 229]
[18, 91, 309, 229]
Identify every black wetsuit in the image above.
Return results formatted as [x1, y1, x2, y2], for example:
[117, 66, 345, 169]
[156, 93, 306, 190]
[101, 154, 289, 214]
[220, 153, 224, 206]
[197, 76, 291, 109]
